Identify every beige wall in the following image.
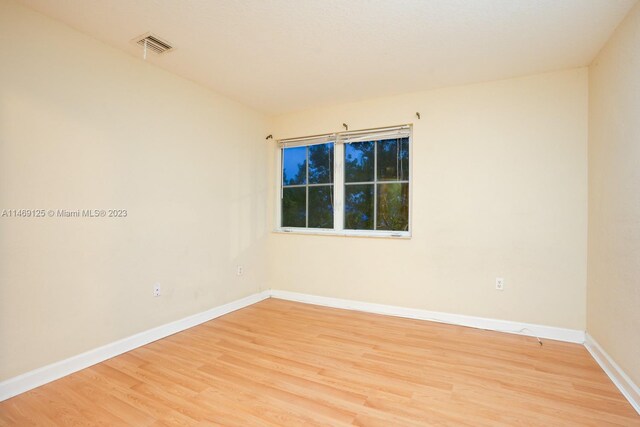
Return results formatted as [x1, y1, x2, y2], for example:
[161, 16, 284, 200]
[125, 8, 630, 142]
[0, 0, 269, 380]
[588, 2, 640, 385]
[268, 69, 589, 330]
[0, 0, 607, 384]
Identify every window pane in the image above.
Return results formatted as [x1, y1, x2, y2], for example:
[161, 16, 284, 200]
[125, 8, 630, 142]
[282, 187, 306, 227]
[377, 138, 409, 181]
[377, 183, 409, 231]
[344, 184, 374, 230]
[345, 141, 374, 183]
[308, 185, 333, 228]
[308, 143, 334, 184]
[282, 147, 307, 185]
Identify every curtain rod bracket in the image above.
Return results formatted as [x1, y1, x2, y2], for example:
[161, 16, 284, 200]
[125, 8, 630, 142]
[265, 134, 273, 140]
[416, 112, 421, 119]
[342, 123, 348, 131]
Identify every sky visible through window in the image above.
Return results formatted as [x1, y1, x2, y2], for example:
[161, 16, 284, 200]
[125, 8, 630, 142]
[283, 146, 307, 185]
[344, 138, 409, 231]
[281, 137, 409, 232]
[282, 143, 334, 228]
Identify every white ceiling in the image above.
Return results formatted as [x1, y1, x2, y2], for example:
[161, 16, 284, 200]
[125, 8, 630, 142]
[20, 0, 637, 114]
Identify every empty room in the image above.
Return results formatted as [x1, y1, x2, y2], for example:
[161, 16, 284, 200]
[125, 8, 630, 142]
[1, 0, 639, 425]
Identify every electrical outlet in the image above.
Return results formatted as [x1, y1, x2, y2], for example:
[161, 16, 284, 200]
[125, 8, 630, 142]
[153, 282, 161, 297]
[495, 277, 505, 291]
[236, 265, 244, 276]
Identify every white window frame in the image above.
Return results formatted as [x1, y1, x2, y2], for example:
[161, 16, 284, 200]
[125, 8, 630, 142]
[275, 125, 412, 238]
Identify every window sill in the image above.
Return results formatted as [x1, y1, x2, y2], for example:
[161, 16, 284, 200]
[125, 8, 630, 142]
[273, 228, 411, 239]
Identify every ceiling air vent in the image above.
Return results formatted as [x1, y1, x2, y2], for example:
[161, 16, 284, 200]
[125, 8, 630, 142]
[132, 33, 173, 55]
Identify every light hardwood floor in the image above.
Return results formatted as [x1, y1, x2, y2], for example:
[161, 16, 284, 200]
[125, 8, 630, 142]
[1, 298, 639, 426]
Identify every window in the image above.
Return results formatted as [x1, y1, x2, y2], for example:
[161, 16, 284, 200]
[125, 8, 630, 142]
[278, 126, 411, 237]
[281, 142, 334, 229]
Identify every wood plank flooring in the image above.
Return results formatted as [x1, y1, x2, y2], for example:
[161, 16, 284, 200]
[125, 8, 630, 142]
[1, 298, 639, 426]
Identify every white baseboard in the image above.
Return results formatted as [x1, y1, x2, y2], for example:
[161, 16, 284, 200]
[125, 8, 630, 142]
[585, 333, 640, 415]
[11, 287, 638, 416]
[0, 290, 270, 402]
[268, 289, 586, 344]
